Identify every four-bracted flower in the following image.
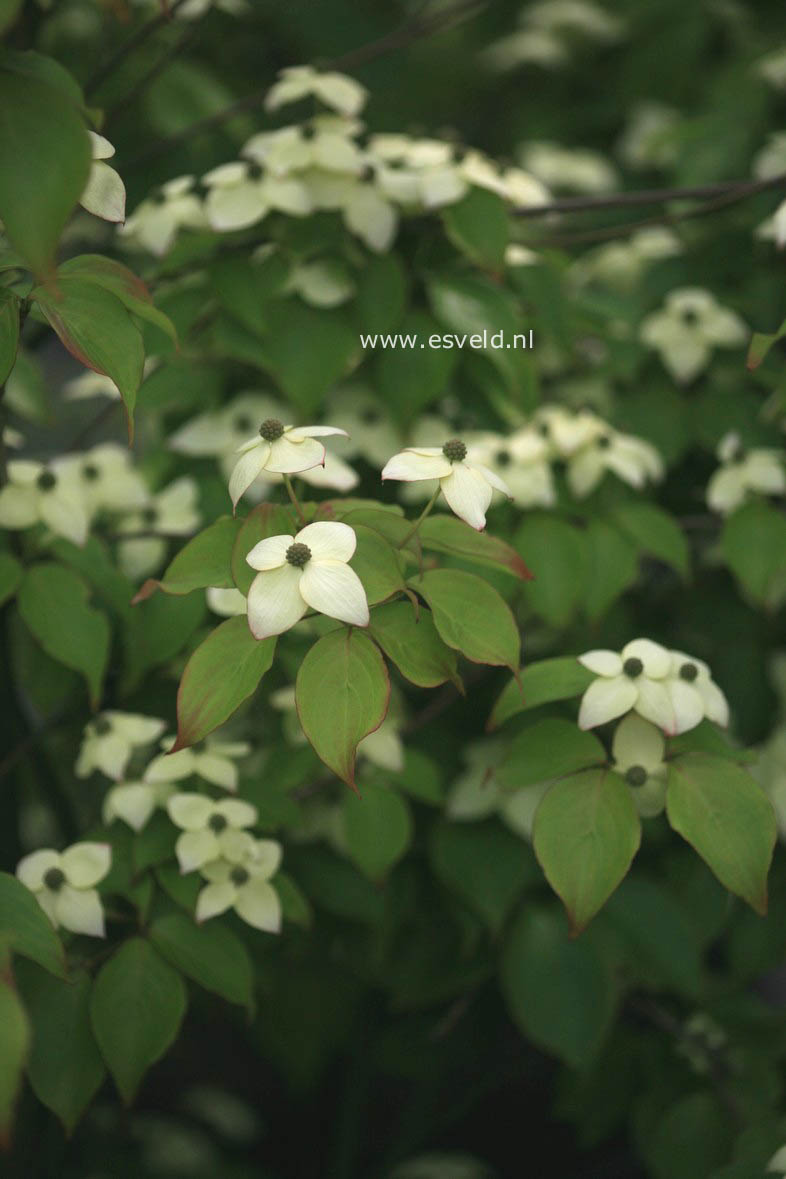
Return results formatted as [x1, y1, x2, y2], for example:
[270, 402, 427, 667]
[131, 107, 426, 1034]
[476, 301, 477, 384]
[611, 714, 668, 818]
[16, 842, 111, 937]
[167, 794, 259, 873]
[382, 437, 512, 531]
[577, 638, 703, 735]
[76, 712, 167, 781]
[196, 838, 282, 931]
[229, 419, 348, 510]
[245, 520, 369, 639]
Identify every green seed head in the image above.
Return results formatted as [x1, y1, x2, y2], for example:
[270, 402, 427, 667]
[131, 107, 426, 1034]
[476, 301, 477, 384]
[625, 765, 648, 788]
[495, 449, 512, 468]
[234, 415, 254, 434]
[596, 435, 612, 450]
[82, 463, 100, 482]
[44, 867, 65, 891]
[37, 470, 57, 491]
[208, 814, 228, 834]
[286, 542, 311, 568]
[141, 507, 157, 526]
[230, 866, 250, 886]
[679, 662, 699, 682]
[259, 418, 285, 442]
[442, 438, 467, 463]
[623, 657, 644, 678]
[93, 716, 112, 737]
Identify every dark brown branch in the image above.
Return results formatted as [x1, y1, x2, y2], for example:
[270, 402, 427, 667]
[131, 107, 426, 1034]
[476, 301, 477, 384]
[84, 0, 192, 98]
[515, 172, 786, 217]
[103, 23, 200, 131]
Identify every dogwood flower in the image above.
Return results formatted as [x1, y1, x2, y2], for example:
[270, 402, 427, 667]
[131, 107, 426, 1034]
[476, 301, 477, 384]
[617, 102, 680, 170]
[206, 586, 247, 616]
[144, 736, 252, 793]
[54, 443, 149, 517]
[246, 520, 369, 638]
[76, 712, 167, 780]
[466, 428, 556, 508]
[167, 794, 258, 873]
[768, 1145, 786, 1176]
[0, 460, 89, 545]
[265, 66, 368, 117]
[566, 427, 663, 497]
[80, 132, 126, 223]
[578, 638, 704, 735]
[103, 779, 177, 832]
[285, 259, 356, 307]
[16, 842, 111, 936]
[664, 650, 729, 728]
[706, 432, 786, 514]
[228, 419, 348, 510]
[611, 714, 668, 818]
[117, 477, 201, 579]
[196, 838, 282, 931]
[755, 726, 786, 839]
[382, 438, 512, 531]
[571, 227, 681, 290]
[201, 160, 312, 231]
[639, 288, 748, 383]
[533, 405, 606, 457]
[119, 176, 208, 256]
[244, 117, 365, 178]
[520, 141, 618, 194]
[324, 387, 401, 467]
[169, 393, 285, 458]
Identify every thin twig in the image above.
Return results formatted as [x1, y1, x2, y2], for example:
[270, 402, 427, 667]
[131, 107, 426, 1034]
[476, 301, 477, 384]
[122, 0, 486, 169]
[516, 172, 786, 218]
[103, 23, 200, 131]
[63, 400, 120, 453]
[85, 0, 192, 97]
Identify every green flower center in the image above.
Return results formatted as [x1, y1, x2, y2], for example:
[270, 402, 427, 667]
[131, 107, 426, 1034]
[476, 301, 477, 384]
[301, 123, 317, 142]
[37, 470, 57, 491]
[259, 418, 285, 442]
[141, 507, 157, 525]
[537, 422, 550, 438]
[360, 164, 376, 183]
[208, 814, 228, 833]
[230, 866, 249, 886]
[93, 716, 112, 737]
[679, 662, 699, 682]
[681, 308, 699, 326]
[625, 765, 648, 788]
[82, 463, 100, 482]
[43, 867, 65, 891]
[234, 415, 254, 434]
[360, 408, 381, 425]
[442, 438, 467, 463]
[495, 450, 512, 468]
[623, 657, 644, 678]
[247, 161, 263, 181]
[286, 542, 312, 568]
[596, 435, 612, 450]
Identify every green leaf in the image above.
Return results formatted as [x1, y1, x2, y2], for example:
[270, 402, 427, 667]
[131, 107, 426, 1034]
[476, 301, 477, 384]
[210, 251, 289, 334]
[496, 719, 606, 791]
[500, 906, 615, 1068]
[275, 872, 313, 928]
[420, 515, 533, 580]
[410, 569, 520, 674]
[431, 819, 538, 934]
[533, 769, 641, 933]
[581, 519, 638, 621]
[51, 536, 133, 619]
[354, 253, 407, 334]
[0, 1, 24, 35]
[0, 955, 29, 1147]
[149, 914, 254, 1010]
[231, 503, 296, 595]
[0, 552, 22, 607]
[0, 287, 19, 385]
[342, 782, 413, 880]
[747, 319, 786, 370]
[369, 601, 460, 689]
[122, 589, 205, 691]
[90, 938, 187, 1104]
[58, 256, 177, 348]
[260, 298, 359, 412]
[603, 875, 702, 997]
[0, 69, 91, 276]
[515, 515, 586, 626]
[18, 563, 109, 707]
[133, 516, 242, 602]
[15, 962, 104, 1133]
[0, 873, 66, 979]
[374, 310, 457, 425]
[666, 753, 776, 915]
[487, 657, 594, 730]
[426, 273, 521, 390]
[32, 277, 144, 440]
[349, 523, 406, 605]
[173, 616, 276, 750]
[295, 629, 390, 790]
[609, 503, 690, 579]
[442, 186, 509, 268]
[721, 502, 786, 610]
[647, 1093, 732, 1179]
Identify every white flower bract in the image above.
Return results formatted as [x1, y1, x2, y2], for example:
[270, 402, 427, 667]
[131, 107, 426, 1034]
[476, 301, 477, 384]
[76, 712, 167, 780]
[16, 842, 111, 936]
[381, 439, 512, 531]
[167, 794, 259, 873]
[196, 838, 282, 932]
[228, 421, 348, 510]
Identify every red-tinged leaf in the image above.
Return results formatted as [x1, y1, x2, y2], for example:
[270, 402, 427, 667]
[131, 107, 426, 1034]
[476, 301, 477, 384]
[58, 255, 178, 347]
[172, 616, 276, 750]
[295, 629, 390, 791]
[747, 322, 786, 371]
[419, 514, 533, 579]
[133, 516, 242, 603]
[409, 569, 521, 674]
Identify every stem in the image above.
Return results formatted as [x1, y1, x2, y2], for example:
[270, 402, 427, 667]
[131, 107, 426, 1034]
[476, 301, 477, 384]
[397, 485, 440, 549]
[282, 474, 306, 526]
[84, 0, 191, 98]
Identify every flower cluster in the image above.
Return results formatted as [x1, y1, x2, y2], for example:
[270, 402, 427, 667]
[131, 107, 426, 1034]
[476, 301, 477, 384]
[639, 288, 748, 383]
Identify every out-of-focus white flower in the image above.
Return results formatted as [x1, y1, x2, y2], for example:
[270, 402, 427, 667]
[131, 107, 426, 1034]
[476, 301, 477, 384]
[483, 0, 621, 72]
[577, 638, 703, 735]
[571, 227, 681, 289]
[382, 437, 511, 531]
[611, 714, 667, 818]
[285, 259, 356, 307]
[566, 427, 663, 497]
[16, 842, 111, 936]
[130, 0, 248, 17]
[756, 200, 786, 249]
[706, 432, 786, 514]
[103, 779, 177, 832]
[757, 46, 786, 90]
[245, 520, 369, 639]
[144, 735, 252, 793]
[664, 650, 729, 729]
[54, 443, 149, 517]
[324, 386, 401, 467]
[519, 141, 618, 194]
[3, 426, 24, 449]
[76, 712, 166, 780]
[197, 838, 282, 931]
[167, 794, 258, 873]
[533, 404, 606, 457]
[617, 102, 680, 170]
[117, 477, 201, 579]
[0, 459, 89, 545]
[201, 160, 312, 231]
[766, 1143, 786, 1175]
[445, 740, 506, 821]
[265, 66, 368, 117]
[527, 0, 623, 40]
[755, 726, 786, 839]
[206, 586, 247, 616]
[640, 288, 748, 383]
[245, 116, 365, 178]
[753, 132, 786, 181]
[63, 370, 122, 400]
[119, 176, 208, 256]
[466, 428, 556, 508]
[294, 451, 360, 493]
[80, 132, 126, 223]
[505, 243, 540, 267]
[169, 392, 284, 458]
[228, 419, 348, 510]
